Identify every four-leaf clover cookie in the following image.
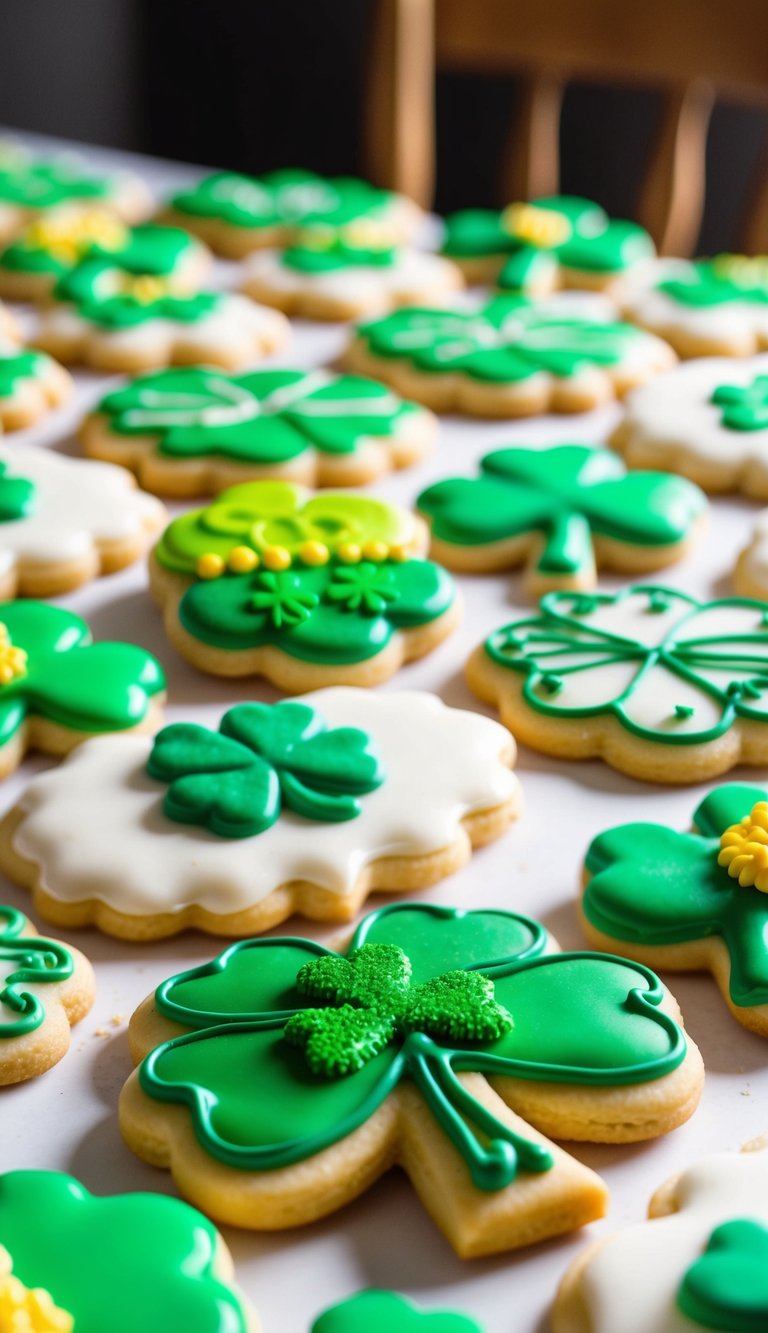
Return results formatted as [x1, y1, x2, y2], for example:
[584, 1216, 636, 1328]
[0, 444, 166, 597]
[0, 600, 164, 780]
[163, 167, 423, 258]
[312, 1290, 482, 1332]
[0, 1170, 259, 1332]
[120, 902, 702, 1256]
[0, 690, 520, 939]
[149, 482, 457, 690]
[0, 143, 151, 246]
[442, 195, 654, 294]
[583, 782, 768, 1036]
[618, 255, 768, 357]
[468, 584, 768, 784]
[417, 444, 706, 595]
[344, 293, 675, 418]
[81, 366, 437, 495]
[0, 905, 94, 1085]
[553, 1140, 768, 1333]
[0, 343, 72, 433]
[612, 353, 768, 500]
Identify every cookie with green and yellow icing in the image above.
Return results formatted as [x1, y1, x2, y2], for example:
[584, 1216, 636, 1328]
[618, 256, 768, 358]
[0, 142, 151, 246]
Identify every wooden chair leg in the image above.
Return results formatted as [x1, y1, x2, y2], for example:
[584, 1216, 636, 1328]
[637, 81, 714, 256]
[365, 0, 436, 208]
[500, 72, 563, 204]
[740, 133, 768, 254]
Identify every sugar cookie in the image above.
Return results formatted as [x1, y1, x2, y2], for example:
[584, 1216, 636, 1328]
[467, 584, 768, 784]
[417, 444, 707, 595]
[149, 482, 458, 690]
[0, 344, 72, 432]
[619, 255, 768, 357]
[0, 444, 165, 596]
[612, 353, 768, 498]
[80, 366, 437, 496]
[0, 689, 519, 939]
[0, 1170, 259, 1332]
[312, 1291, 482, 1331]
[162, 168, 423, 258]
[442, 195, 654, 293]
[0, 600, 164, 780]
[0, 142, 151, 246]
[343, 294, 675, 418]
[119, 901, 701, 1256]
[553, 1139, 768, 1333]
[735, 508, 768, 598]
[0, 906, 93, 1084]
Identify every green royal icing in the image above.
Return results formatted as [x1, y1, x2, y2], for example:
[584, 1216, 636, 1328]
[0, 601, 164, 743]
[0, 906, 73, 1037]
[0, 156, 113, 209]
[584, 783, 768, 1008]
[678, 1218, 768, 1331]
[54, 256, 218, 330]
[0, 221, 194, 282]
[0, 349, 49, 400]
[312, 1290, 483, 1333]
[484, 584, 768, 746]
[141, 903, 687, 1190]
[281, 236, 397, 274]
[417, 445, 705, 580]
[177, 554, 455, 664]
[356, 295, 649, 384]
[712, 374, 768, 431]
[99, 367, 419, 464]
[659, 258, 768, 309]
[147, 700, 384, 838]
[170, 167, 400, 232]
[155, 480, 414, 575]
[0, 461, 35, 521]
[0, 1170, 250, 1333]
[441, 195, 653, 291]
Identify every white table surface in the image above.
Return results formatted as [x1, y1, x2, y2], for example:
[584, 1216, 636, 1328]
[0, 128, 766, 1333]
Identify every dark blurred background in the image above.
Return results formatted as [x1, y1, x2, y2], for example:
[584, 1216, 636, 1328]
[0, 0, 766, 253]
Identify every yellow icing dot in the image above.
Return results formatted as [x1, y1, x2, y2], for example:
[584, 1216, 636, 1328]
[337, 543, 362, 565]
[361, 540, 389, 563]
[0, 624, 27, 686]
[227, 545, 259, 574]
[388, 542, 411, 563]
[120, 274, 168, 303]
[299, 540, 330, 567]
[718, 801, 768, 892]
[341, 218, 397, 251]
[501, 202, 572, 248]
[196, 552, 225, 580]
[298, 224, 336, 253]
[262, 545, 292, 572]
[711, 254, 768, 286]
[24, 210, 127, 265]
[0, 1247, 73, 1332]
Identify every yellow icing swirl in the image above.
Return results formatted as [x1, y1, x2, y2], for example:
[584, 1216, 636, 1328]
[0, 1247, 73, 1332]
[718, 801, 768, 892]
[501, 202, 572, 248]
[23, 210, 127, 265]
[0, 624, 27, 686]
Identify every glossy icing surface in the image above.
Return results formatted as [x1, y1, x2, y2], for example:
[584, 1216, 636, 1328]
[0, 905, 73, 1037]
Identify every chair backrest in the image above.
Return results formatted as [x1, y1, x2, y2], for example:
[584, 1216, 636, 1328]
[366, 0, 768, 255]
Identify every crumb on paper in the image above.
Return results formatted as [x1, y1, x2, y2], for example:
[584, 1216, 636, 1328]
[111, 1013, 125, 1027]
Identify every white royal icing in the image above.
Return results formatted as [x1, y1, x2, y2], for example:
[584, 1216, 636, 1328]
[619, 257, 768, 347]
[0, 444, 164, 574]
[11, 688, 519, 919]
[617, 354, 768, 472]
[578, 1149, 768, 1333]
[244, 247, 461, 310]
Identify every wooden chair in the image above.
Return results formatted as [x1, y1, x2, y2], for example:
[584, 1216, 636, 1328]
[365, 0, 768, 255]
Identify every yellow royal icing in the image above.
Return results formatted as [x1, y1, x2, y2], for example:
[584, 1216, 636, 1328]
[0, 1247, 73, 1333]
[718, 800, 768, 892]
[501, 201, 572, 248]
[23, 210, 127, 266]
[0, 624, 27, 686]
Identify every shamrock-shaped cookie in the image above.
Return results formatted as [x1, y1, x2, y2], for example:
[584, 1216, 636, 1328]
[120, 901, 702, 1256]
[468, 584, 768, 784]
[0, 143, 151, 246]
[618, 255, 768, 358]
[163, 167, 423, 257]
[0, 600, 164, 781]
[0, 343, 72, 432]
[149, 481, 457, 690]
[0, 690, 520, 939]
[612, 353, 768, 500]
[312, 1291, 482, 1332]
[0, 1170, 258, 1332]
[343, 294, 675, 418]
[0, 445, 165, 597]
[417, 445, 706, 595]
[553, 1140, 768, 1333]
[583, 783, 768, 1035]
[81, 366, 437, 495]
[0, 905, 93, 1084]
[442, 195, 654, 294]
[242, 228, 462, 321]
[0, 217, 209, 302]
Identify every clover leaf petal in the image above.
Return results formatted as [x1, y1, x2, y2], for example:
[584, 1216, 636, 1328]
[312, 1289, 484, 1333]
[678, 1218, 768, 1331]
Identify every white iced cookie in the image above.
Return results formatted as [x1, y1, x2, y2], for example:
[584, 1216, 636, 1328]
[618, 255, 768, 358]
[553, 1139, 768, 1333]
[242, 242, 464, 321]
[0, 344, 72, 433]
[35, 291, 290, 374]
[0, 444, 166, 597]
[0, 688, 522, 940]
[612, 354, 768, 497]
